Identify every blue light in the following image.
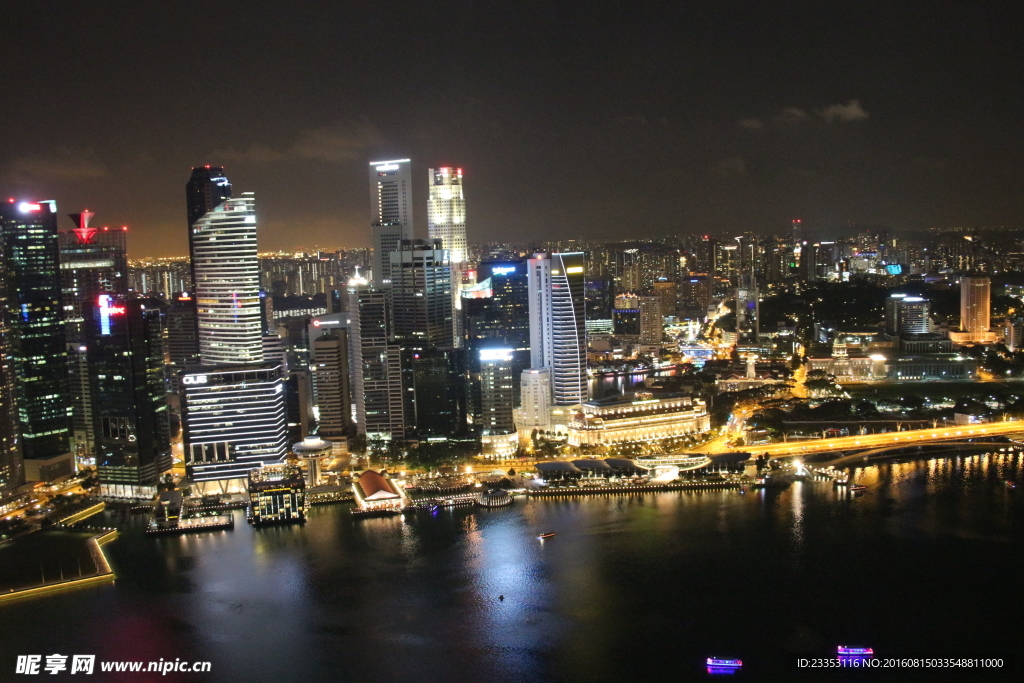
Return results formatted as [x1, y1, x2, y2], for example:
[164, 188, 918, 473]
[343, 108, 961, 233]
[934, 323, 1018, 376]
[491, 265, 516, 276]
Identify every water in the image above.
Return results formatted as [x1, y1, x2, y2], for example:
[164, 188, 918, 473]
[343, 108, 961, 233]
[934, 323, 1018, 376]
[0, 452, 1020, 681]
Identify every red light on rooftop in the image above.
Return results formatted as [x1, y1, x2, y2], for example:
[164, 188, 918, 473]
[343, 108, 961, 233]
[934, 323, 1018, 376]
[205, 164, 210, 169]
[7, 198, 13, 203]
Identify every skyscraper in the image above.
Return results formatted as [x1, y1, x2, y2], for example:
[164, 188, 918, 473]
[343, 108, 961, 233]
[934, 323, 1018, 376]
[960, 277, 991, 336]
[181, 363, 289, 492]
[478, 347, 517, 435]
[348, 276, 405, 439]
[369, 158, 413, 286]
[884, 294, 930, 335]
[191, 194, 263, 366]
[59, 213, 128, 463]
[0, 199, 73, 481]
[0, 234, 22, 507]
[390, 239, 454, 347]
[638, 296, 664, 345]
[527, 253, 587, 406]
[87, 297, 171, 498]
[427, 167, 466, 265]
[310, 332, 351, 438]
[186, 166, 232, 244]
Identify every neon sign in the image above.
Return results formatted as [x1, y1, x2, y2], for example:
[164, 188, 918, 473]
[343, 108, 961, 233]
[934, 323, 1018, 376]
[98, 295, 125, 335]
[491, 265, 516, 276]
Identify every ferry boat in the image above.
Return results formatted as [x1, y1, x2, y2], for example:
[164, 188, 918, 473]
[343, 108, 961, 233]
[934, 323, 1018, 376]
[538, 532, 557, 539]
[837, 646, 873, 656]
[849, 484, 867, 493]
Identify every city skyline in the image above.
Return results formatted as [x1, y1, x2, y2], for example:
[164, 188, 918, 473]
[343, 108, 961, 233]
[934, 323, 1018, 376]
[2, 3, 1023, 257]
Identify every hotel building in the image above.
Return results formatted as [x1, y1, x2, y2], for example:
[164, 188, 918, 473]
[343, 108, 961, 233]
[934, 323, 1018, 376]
[566, 392, 710, 448]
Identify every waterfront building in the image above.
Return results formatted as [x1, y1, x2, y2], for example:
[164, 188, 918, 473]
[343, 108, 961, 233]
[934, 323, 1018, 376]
[0, 199, 73, 481]
[190, 194, 263, 366]
[369, 158, 413, 286]
[514, 368, 553, 434]
[390, 239, 454, 347]
[181, 364, 289, 493]
[527, 252, 587, 406]
[478, 347, 517, 436]
[87, 297, 171, 498]
[291, 436, 334, 487]
[248, 464, 305, 525]
[566, 392, 710, 448]
[352, 469, 410, 511]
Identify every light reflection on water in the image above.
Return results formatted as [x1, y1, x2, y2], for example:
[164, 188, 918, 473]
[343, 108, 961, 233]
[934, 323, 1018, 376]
[0, 452, 1019, 682]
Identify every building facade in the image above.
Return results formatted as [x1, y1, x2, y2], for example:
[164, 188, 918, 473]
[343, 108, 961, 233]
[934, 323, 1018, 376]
[566, 393, 710, 447]
[527, 252, 587, 406]
[369, 158, 413, 286]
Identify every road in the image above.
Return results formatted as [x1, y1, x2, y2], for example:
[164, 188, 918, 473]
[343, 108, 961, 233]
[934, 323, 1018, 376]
[699, 421, 1024, 458]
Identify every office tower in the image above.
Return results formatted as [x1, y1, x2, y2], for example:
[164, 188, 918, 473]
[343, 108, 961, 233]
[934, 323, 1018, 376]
[390, 239, 454, 347]
[960, 277, 991, 335]
[884, 294, 930, 335]
[527, 252, 587, 406]
[348, 277, 405, 439]
[59, 213, 129, 463]
[191, 194, 263, 365]
[369, 158, 413, 286]
[695, 236, 718, 276]
[0, 236, 22, 507]
[166, 294, 200, 389]
[791, 219, 802, 247]
[639, 296, 664, 344]
[310, 332, 351, 438]
[186, 166, 232, 259]
[402, 346, 466, 438]
[427, 167, 467, 265]
[87, 297, 171, 498]
[478, 348, 517, 435]
[799, 241, 818, 281]
[584, 275, 615, 321]
[180, 363, 289, 491]
[0, 200, 73, 481]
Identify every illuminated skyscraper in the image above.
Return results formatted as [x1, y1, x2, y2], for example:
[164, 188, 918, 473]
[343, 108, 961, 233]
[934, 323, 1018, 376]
[87, 297, 171, 498]
[527, 253, 587, 406]
[0, 199, 73, 481]
[348, 276, 405, 439]
[0, 234, 22, 507]
[191, 194, 263, 366]
[960, 277, 991, 336]
[186, 166, 232, 249]
[427, 167, 466, 265]
[369, 158, 413, 286]
[310, 332, 351, 438]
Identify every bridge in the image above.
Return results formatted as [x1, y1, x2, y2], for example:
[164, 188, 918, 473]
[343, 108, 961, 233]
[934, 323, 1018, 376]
[702, 421, 1024, 459]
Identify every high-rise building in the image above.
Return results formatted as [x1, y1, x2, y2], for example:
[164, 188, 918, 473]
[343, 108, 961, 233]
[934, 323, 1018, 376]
[884, 294, 930, 335]
[348, 277, 405, 439]
[402, 346, 466, 438]
[427, 167, 467, 265]
[527, 253, 587, 406]
[960, 277, 991, 335]
[678, 274, 712, 317]
[0, 199, 73, 481]
[310, 332, 351, 438]
[653, 280, 678, 318]
[59, 213, 129, 463]
[478, 347, 517, 435]
[514, 368, 553, 433]
[87, 297, 171, 498]
[191, 194, 263, 365]
[186, 166, 232, 257]
[390, 239, 453, 347]
[638, 296, 664, 345]
[166, 294, 200, 390]
[369, 158, 413, 286]
[0, 235, 22, 508]
[181, 364, 289, 492]
[735, 286, 760, 343]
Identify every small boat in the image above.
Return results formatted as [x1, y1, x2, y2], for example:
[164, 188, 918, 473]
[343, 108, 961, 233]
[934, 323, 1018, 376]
[837, 646, 873, 656]
[1005, 480, 1018, 490]
[849, 484, 867, 493]
[538, 532, 557, 539]
[706, 658, 742, 668]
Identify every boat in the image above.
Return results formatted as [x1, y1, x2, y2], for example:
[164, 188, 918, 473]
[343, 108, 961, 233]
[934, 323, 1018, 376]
[837, 646, 873, 656]
[538, 532, 557, 539]
[1005, 479, 1018, 490]
[706, 658, 742, 668]
[849, 485, 867, 493]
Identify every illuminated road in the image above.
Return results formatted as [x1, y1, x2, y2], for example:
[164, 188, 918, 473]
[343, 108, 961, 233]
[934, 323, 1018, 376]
[699, 421, 1024, 458]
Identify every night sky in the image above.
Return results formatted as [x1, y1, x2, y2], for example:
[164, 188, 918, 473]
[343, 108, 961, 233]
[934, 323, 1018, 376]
[1, 1, 1021, 256]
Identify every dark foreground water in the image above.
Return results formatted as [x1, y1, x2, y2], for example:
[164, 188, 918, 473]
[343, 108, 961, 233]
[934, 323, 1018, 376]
[1, 453, 1021, 682]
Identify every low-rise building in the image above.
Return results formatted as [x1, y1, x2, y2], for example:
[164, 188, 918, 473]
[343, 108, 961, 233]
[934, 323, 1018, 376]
[567, 392, 710, 447]
[248, 465, 306, 525]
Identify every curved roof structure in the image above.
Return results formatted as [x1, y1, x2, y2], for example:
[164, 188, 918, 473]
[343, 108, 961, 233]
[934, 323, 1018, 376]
[535, 461, 584, 474]
[356, 470, 400, 500]
[573, 459, 613, 471]
[603, 458, 650, 472]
